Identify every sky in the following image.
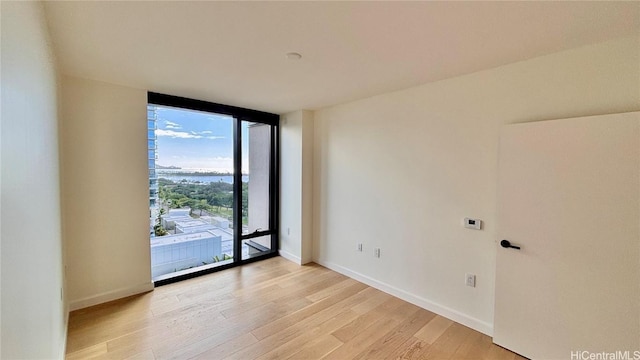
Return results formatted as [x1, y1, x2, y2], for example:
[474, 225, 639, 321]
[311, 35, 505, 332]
[153, 105, 249, 173]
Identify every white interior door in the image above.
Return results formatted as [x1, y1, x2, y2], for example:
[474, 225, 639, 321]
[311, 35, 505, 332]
[494, 112, 640, 359]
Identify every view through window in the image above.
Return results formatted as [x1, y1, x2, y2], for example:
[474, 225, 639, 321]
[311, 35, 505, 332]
[147, 94, 278, 283]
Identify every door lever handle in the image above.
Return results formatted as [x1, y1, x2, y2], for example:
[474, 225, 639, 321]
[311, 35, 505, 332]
[500, 240, 521, 250]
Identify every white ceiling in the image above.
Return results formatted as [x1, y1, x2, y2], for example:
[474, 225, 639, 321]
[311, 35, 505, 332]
[44, 1, 639, 115]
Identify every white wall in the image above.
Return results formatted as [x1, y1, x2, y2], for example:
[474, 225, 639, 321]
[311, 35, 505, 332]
[280, 110, 313, 264]
[61, 76, 153, 310]
[1, 1, 67, 358]
[312, 35, 640, 335]
[300, 111, 314, 264]
[248, 123, 271, 244]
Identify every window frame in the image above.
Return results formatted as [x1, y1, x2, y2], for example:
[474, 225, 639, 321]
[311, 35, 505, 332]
[148, 92, 280, 286]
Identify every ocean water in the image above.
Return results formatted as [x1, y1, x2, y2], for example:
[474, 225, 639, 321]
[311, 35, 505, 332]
[157, 170, 248, 184]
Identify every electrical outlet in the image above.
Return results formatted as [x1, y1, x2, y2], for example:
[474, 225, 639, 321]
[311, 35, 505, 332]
[287, 227, 290, 236]
[465, 273, 476, 287]
[357, 243, 363, 252]
[374, 248, 381, 258]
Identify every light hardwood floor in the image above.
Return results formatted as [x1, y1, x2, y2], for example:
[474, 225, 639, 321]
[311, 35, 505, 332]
[66, 257, 525, 360]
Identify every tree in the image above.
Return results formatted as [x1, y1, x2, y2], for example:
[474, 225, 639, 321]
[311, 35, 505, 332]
[211, 195, 222, 212]
[175, 197, 190, 209]
[153, 208, 168, 236]
[242, 182, 248, 219]
[157, 178, 242, 219]
[221, 193, 233, 211]
[185, 199, 196, 216]
[194, 199, 208, 216]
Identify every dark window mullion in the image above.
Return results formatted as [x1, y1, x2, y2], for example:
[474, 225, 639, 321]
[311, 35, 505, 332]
[148, 92, 278, 125]
[241, 230, 274, 240]
[270, 124, 279, 251]
[233, 117, 242, 263]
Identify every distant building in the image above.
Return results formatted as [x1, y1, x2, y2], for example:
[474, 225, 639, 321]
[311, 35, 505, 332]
[174, 219, 217, 234]
[200, 215, 230, 229]
[150, 231, 223, 278]
[168, 209, 190, 217]
[161, 209, 195, 230]
[208, 227, 234, 255]
[148, 105, 159, 221]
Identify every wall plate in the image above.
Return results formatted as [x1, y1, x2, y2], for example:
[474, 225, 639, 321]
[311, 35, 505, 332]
[464, 218, 482, 230]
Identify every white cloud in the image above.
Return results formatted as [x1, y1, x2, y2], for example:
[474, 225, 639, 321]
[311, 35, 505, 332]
[164, 120, 181, 129]
[205, 156, 233, 161]
[156, 129, 202, 139]
[155, 129, 226, 140]
[201, 130, 213, 134]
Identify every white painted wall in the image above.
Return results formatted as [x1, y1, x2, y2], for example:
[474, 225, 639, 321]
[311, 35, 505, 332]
[300, 111, 314, 264]
[60, 76, 153, 310]
[280, 110, 313, 264]
[312, 35, 640, 335]
[280, 112, 303, 263]
[248, 123, 271, 245]
[1, 1, 67, 357]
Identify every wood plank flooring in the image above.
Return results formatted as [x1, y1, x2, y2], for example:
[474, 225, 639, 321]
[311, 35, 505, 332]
[66, 257, 525, 360]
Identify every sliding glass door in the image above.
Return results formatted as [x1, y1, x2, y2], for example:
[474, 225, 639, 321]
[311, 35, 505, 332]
[148, 93, 278, 285]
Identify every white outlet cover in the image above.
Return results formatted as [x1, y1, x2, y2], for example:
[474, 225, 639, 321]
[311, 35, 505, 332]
[465, 273, 476, 287]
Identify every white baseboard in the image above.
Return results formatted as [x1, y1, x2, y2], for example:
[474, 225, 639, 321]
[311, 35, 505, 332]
[278, 249, 302, 265]
[69, 282, 154, 311]
[315, 258, 493, 336]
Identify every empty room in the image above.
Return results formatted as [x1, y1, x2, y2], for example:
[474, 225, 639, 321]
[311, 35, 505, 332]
[1, 1, 639, 359]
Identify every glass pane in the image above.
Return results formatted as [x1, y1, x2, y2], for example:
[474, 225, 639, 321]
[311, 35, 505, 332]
[242, 235, 272, 260]
[149, 104, 235, 281]
[241, 121, 271, 235]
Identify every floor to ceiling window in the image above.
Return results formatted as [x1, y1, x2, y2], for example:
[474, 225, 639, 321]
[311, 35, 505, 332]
[147, 92, 279, 285]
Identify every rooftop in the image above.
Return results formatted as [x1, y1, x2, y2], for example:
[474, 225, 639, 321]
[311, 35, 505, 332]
[150, 231, 220, 247]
